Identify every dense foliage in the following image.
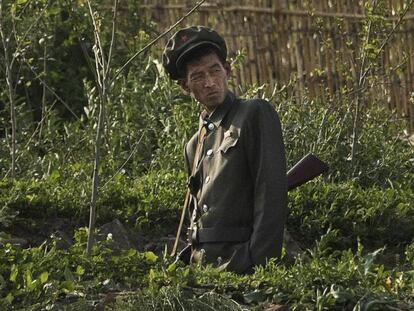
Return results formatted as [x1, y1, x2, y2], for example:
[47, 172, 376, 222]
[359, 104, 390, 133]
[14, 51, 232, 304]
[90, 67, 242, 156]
[1, 0, 413, 310]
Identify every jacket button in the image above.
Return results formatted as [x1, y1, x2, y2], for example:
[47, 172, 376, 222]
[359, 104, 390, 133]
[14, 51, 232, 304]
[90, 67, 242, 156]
[205, 176, 210, 183]
[202, 204, 209, 213]
[206, 149, 213, 156]
[207, 123, 214, 131]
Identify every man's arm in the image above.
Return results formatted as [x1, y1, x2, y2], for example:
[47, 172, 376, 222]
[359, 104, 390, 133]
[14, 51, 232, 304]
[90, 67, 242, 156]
[249, 101, 288, 266]
[226, 100, 288, 273]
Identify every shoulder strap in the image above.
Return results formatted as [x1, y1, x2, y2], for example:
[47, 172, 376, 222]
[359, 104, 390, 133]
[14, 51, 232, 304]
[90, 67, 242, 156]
[171, 126, 207, 257]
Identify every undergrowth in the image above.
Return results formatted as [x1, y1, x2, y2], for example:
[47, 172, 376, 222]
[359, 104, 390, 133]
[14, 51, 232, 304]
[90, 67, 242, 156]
[1, 230, 414, 310]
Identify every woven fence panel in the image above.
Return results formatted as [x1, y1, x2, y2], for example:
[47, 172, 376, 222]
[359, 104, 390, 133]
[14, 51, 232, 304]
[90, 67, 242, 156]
[139, 0, 414, 131]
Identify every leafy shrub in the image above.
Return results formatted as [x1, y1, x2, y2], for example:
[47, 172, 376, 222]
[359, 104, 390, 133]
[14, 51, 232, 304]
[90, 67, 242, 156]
[288, 180, 414, 250]
[0, 230, 157, 309]
[274, 93, 414, 188]
[97, 168, 186, 235]
[110, 231, 414, 311]
[113, 286, 246, 311]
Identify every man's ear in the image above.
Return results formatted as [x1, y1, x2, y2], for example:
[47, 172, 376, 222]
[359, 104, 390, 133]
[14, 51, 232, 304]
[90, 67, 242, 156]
[178, 78, 190, 94]
[224, 61, 231, 79]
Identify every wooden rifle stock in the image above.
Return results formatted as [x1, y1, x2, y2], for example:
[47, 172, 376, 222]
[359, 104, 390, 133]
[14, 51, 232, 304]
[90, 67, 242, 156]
[287, 153, 329, 191]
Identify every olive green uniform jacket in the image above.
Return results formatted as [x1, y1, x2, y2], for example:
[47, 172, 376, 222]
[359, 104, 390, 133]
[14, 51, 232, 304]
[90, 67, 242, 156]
[184, 92, 287, 274]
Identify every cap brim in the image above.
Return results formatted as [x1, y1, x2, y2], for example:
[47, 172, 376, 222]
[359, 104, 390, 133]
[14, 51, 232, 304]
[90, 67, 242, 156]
[176, 41, 222, 75]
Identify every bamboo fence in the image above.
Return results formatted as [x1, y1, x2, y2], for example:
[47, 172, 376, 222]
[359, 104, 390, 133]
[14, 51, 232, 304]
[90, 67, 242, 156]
[139, 0, 414, 131]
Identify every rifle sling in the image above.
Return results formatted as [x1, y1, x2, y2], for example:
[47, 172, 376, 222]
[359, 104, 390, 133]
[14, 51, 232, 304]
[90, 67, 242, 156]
[171, 126, 207, 257]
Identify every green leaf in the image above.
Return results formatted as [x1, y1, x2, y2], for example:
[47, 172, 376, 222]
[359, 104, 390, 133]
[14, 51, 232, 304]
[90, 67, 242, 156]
[64, 266, 74, 281]
[50, 71, 61, 81]
[24, 270, 36, 290]
[144, 251, 158, 263]
[166, 263, 176, 273]
[39, 271, 49, 284]
[364, 248, 384, 275]
[49, 170, 60, 181]
[0, 274, 5, 289]
[9, 264, 18, 282]
[61, 280, 75, 293]
[5, 293, 14, 305]
[75, 265, 85, 276]
[125, 249, 137, 258]
[26, 194, 35, 202]
[243, 289, 267, 304]
[148, 268, 156, 282]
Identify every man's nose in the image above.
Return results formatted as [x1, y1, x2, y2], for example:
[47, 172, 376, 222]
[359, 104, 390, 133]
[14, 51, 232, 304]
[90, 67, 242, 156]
[204, 74, 215, 87]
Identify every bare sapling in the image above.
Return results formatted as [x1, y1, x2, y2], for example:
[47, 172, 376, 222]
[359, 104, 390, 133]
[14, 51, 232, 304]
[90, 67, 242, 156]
[85, 0, 206, 256]
[0, 1, 17, 179]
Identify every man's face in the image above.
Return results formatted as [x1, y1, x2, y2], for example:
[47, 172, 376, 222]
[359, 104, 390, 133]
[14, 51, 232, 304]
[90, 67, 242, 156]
[181, 52, 230, 112]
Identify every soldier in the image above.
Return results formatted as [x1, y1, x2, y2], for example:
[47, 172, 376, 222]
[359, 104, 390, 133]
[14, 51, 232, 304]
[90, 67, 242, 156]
[163, 26, 287, 274]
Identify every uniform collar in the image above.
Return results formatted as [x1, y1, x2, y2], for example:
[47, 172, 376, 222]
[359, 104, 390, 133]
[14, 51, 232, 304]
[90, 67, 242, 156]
[199, 92, 235, 129]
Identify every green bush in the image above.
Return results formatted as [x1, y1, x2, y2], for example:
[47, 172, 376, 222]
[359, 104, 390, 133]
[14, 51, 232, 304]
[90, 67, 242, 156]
[275, 94, 414, 188]
[0, 230, 157, 310]
[288, 181, 414, 250]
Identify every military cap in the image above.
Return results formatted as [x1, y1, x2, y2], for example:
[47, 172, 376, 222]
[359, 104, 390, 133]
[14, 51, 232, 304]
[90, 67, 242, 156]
[162, 26, 227, 80]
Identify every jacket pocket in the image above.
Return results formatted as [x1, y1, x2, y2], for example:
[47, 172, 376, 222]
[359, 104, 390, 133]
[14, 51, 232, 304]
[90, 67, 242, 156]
[219, 129, 240, 154]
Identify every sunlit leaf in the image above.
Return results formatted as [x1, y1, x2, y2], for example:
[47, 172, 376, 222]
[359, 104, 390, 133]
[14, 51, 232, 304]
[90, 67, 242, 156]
[166, 263, 176, 273]
[9, 264, 18, 282]
[39, 271, 49, 284]
[61, 280, 75, 293]
[364, 247, 384, 275]
[24, 269, 34, 290]
[5, 293, 14, 305]
[75, 265, 85, 276]
[144, 251, 158, 263]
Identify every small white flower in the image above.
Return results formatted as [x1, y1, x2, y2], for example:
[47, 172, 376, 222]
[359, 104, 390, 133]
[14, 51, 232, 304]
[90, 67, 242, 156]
[107, 233, 113, 240]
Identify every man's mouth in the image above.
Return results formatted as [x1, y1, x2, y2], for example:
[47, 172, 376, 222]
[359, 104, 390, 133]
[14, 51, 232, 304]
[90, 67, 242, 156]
[207, 91, 219, 97]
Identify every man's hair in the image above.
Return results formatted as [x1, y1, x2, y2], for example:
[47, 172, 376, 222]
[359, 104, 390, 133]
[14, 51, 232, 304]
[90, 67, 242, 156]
[178, 46, 226, 78]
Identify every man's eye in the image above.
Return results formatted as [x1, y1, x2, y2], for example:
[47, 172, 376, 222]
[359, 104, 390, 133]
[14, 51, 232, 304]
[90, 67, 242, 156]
[191, 76, 203, 82]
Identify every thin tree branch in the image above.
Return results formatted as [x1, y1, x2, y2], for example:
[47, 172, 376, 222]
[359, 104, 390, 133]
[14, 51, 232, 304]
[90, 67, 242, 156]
[105, 0, 118, 78]
[84, 0, 205, 255]
[10, 2, 49, 69]
[360, 0, 414, 83]
[39, 41, 47, 139]
[79, 37, 100, 91]
[350, 0, 413, 162]
[16, 0, 34, 19]
[358, 0, 376, 88]
[2, 100, 58, 180]
[22, 57, 80, 120]
[0, 0, 17, 179]
[101, 131, 146, 189]
[87, 1, 106, 88]
[85, 0, 114, 256]
[110, 0, 206, 84]
[350, 0, 376, 163]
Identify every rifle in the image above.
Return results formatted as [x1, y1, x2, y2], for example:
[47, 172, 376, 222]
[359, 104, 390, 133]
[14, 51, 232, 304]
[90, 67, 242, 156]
[172, 153, 328, 258]
[287, 153, 329, 191]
